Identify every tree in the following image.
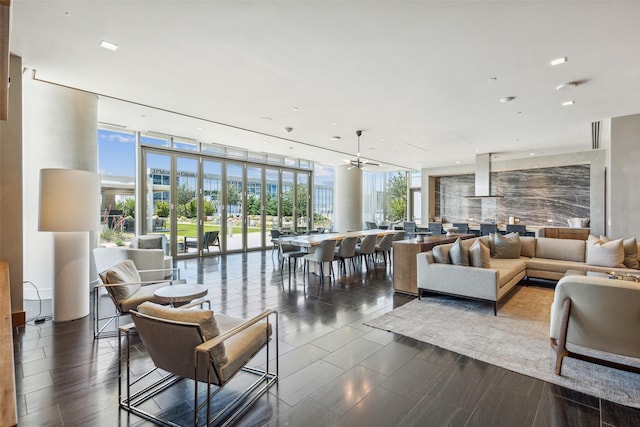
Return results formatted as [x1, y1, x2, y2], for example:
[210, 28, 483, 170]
[386, 172, 407, 221]
[281, 188, 293, 216]
[265, 194, 278, 216]
[203, 200, 215, 216]
[155, 201, 170, 217]
[246, 194, 261, 215]
[227, 185, 241, 208]
[115, 198, 135, 217]
[296, 184, 308, 217]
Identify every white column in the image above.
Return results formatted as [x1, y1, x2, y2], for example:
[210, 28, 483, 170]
[333, 165, 362, 232]
[23, 78, 98, 321]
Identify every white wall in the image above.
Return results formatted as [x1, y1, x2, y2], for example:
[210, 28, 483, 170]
[610, 114, 640, 239]
[22, 77, 98, 294]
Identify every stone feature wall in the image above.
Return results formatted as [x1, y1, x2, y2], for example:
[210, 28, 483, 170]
[434, 165, 590, 226]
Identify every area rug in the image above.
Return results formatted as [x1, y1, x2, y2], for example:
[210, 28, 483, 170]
[365, 285, 640, 408]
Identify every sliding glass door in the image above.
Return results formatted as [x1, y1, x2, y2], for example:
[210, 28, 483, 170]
[142, 148, 314, 255]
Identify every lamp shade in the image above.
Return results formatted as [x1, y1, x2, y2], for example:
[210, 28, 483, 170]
[39, 168, 101, 232]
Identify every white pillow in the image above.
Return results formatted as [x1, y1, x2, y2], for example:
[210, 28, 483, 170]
[600, 235, 638, 269]
[585, 235, 625, 268]
[469, 239, 491, 268]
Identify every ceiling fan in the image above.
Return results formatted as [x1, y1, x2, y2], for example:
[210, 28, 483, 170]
[344, 130, 380, 169]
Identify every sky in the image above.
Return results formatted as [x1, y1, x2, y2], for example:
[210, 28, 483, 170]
[98, 128, 334, 187]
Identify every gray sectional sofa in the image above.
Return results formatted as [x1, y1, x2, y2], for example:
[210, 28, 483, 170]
[416, 234, 640, 314]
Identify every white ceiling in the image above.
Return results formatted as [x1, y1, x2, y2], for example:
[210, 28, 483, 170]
[9, 1, 640, 170]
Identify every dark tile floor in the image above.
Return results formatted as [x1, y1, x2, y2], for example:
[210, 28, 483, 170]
[13, 252, 640, 426]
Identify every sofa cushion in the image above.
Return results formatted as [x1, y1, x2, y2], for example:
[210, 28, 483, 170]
[493, 233, 521, 259]
[490, 258, 527, 288]
[137, 235, 164, 250]
[469, 239, 491, 268]
[137, 301, 228, 366]
[433, 244, 452, 264]
[585, 235, 625, 268]
[535, 237, 586, 262]
[526, 258, 588, 274]
[449, 238, 470, 266]
[520, 236, 536, 258]
[99, 259, 142, 304]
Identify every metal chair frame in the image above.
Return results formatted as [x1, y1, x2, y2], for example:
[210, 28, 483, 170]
[119, 307, 278, 426]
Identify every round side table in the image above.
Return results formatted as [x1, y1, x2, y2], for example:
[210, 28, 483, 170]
[154, 284, 208, 307]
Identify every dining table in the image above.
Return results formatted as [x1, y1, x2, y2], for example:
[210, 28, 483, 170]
[277, 229, 398, 249]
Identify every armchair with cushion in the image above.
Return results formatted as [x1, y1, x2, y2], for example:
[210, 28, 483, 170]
[93, 257, 182, 339]
[130, 234, 173, 275]
[550, 275, 640, 375]
[120, 302, 278, 426]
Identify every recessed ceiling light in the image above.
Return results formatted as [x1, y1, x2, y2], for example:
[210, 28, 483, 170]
[292, 107, 299, 111]
[332, 122, 338, 125]
[550, 57, 567, 66]
[196, 127, 203, 131]
[260, 116, 272, 121]
[99, 40, 119, 51]
[331, 136, 341, 140]
[516, 111, 523, 115]
[562, 100, 575, 106]
[500, 96, 516, 103]
[455, 161, 461, 164]
[488, 77, 498, 82]
[529, 152, 536, 156]
[556, 82, 577, 91]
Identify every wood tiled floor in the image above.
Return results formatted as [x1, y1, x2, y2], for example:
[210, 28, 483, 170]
[13, 251, 640, 426]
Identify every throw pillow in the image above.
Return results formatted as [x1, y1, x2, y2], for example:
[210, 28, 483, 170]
[137, 301, 228, 365]
[99, 259, 142, 304]
[493, 232, 521, 259]
[433, 245, 451, 264]
[449, 238, 470, 266]
[138, 235, 164, 250]
[623, 238, 639, 269]
[585, 236, 625, 268]
[488, 233, 497, 256]
[469, 239, 491, 268]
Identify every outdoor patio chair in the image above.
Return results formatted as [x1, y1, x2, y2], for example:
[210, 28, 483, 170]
[203, 231, 220, 252]
[120, 302, 278, 426]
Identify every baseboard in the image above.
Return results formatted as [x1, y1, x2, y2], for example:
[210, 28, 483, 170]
[12, 311, 25, 328]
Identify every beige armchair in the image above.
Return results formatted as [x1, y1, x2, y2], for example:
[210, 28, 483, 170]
[550, 275, 640, 375]
[120, 302, 278, 426]
[93, 258, 182, 339]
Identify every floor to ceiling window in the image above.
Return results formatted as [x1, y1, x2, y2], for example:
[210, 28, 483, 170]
[362, 170, 409, 225]
[97, 127, 331, 255]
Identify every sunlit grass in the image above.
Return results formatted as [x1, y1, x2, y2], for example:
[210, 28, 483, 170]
[173, 222, 261, 237]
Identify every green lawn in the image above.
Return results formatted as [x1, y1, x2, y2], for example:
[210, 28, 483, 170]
[173, 222, 261, 238]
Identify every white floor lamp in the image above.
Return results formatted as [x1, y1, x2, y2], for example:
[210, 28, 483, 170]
[38, 168, 101, 322]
